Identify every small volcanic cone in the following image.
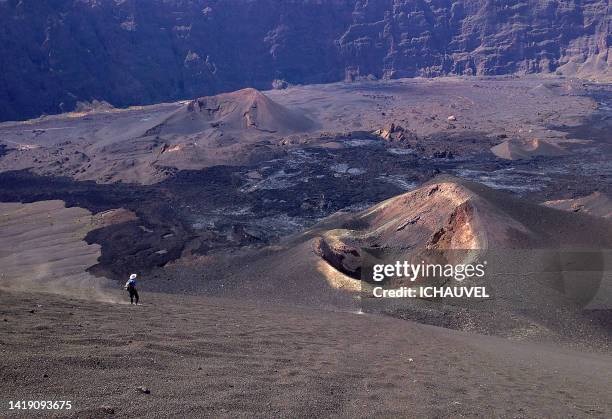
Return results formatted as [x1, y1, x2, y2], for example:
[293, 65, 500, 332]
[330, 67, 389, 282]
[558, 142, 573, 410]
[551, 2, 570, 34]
[310, 177, 612, 307]
[153, 88, 314, 135]
[491, 138, 567, 160]
[313, 177, 612, 267]
[312, 178, 530, 278]
[543, 192, 612, 219]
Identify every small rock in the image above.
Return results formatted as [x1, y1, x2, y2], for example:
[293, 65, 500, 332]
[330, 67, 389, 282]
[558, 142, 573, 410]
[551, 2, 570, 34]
[447, 115, 457, 121]
[272, 79, 289, 90]
[43, 374, 49, 378]
[100, 406, 115, 414]
[136, 386, 150, 394]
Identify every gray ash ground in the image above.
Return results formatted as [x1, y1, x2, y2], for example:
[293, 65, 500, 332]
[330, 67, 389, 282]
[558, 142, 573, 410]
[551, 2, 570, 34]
[2, 290, 611, 418]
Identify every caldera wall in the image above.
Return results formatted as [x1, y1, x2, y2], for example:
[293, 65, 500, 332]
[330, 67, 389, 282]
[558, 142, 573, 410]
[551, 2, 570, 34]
[0, 0, 609, 121]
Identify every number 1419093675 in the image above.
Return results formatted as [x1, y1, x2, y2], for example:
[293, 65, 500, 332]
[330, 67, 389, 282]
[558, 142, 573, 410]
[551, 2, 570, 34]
[8, 400, 72, 410]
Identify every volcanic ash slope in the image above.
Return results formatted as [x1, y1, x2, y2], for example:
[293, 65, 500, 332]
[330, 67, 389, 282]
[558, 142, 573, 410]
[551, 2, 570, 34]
[0, 201, 134, 301]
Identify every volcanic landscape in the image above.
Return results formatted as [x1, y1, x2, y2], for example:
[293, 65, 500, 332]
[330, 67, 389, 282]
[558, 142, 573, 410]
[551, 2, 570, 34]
[1, 75, 612, 417]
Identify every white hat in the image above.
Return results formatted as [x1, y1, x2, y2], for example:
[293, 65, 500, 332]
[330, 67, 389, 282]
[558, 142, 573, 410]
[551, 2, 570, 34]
[129, 274, 137, 280]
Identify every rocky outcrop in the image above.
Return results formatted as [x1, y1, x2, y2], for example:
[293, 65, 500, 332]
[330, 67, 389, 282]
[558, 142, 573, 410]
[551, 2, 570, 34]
[0, 0, 609, 121]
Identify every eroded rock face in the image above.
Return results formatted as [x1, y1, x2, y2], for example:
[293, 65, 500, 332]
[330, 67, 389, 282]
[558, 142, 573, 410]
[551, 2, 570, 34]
[340, 0, 610, 81]
[0, 0, 609, 121]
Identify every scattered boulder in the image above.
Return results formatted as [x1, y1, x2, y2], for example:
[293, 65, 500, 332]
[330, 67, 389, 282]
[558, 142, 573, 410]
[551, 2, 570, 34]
[74, 100, 114, 114]
[100, 406, 115, 415]
[271, 79, 289, 90]
[373, 123, 417, 142]
[136, 386, 150, 394]
[432, 150, 454, 159]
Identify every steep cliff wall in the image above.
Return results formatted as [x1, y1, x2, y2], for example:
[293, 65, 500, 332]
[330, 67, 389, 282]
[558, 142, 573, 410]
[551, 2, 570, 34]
[339, 0, 610, 80]
[0, 0, 608, 121]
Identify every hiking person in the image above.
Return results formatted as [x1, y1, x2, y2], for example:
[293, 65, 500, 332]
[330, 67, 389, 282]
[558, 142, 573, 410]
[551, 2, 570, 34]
[124, 273, 140, 305]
